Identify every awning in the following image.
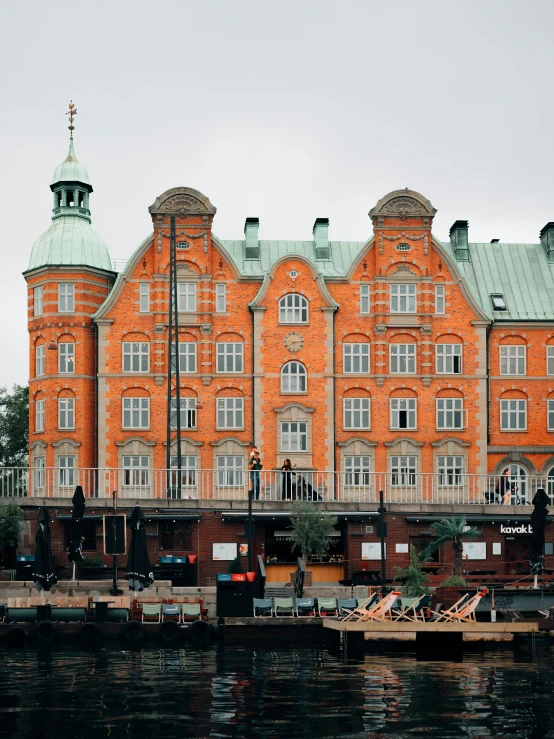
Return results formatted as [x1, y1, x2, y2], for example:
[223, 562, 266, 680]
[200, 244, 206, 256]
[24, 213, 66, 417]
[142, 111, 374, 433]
[56, 511, 201, 522]
[405, 514, 550, 524]
[221, 510, 379, 522]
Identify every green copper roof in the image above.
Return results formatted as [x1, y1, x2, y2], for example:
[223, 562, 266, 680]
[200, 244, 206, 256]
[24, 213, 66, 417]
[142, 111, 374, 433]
[51, 138, 91, 186]
[27, 216, 113, 273]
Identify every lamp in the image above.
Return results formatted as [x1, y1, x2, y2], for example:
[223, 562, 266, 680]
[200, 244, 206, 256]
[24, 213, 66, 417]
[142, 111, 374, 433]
[47, 339, 58, 351]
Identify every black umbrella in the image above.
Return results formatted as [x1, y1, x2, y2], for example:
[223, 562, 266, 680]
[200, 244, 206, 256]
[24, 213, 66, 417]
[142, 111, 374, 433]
[32, 506, 58, 592]
[530, 487, 549, 575]
[125, 505, 154, 592]
[68, 486, 86, 578]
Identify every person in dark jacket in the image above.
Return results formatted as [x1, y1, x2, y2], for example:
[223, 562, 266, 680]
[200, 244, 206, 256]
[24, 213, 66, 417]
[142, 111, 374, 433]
[281, 459, 296, 500]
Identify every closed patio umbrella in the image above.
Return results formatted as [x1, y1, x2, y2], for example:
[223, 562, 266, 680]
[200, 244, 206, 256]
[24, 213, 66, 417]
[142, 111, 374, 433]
[68, 485, 86, 580]
[33, 506, 58, 592]
[531, 488, 549, 577]
[125, 505, 154, 592]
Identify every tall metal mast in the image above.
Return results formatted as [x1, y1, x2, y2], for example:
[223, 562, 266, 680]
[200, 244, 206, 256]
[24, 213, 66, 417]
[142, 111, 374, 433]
[166, 216, 182, 498]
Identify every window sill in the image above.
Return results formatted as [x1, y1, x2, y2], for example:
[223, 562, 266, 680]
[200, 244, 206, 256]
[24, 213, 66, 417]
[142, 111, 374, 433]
[390, 428, 418, 432]
[344, 428, 371, 431]
[278, 322, 309, 326]
[122, 428, 151, 432]
[216, 427, 246, 432]
[280, 391, 308, 395]
[500, 429, 528, 433]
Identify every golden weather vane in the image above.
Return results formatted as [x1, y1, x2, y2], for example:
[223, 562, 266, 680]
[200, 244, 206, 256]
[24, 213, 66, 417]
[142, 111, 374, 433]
[66, 100, 77, 137]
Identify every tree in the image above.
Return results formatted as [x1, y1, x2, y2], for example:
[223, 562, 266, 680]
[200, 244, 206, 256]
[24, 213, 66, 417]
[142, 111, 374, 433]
[420, 517, 481, 577]
[288, 501, 337, 567]
[393, 545, 431, 596]
[0, 502, 24, 550]
[0, 385, 29, 468]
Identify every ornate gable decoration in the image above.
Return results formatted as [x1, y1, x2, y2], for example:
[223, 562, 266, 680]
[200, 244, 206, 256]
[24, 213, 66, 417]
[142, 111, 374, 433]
[369, 189, 436, 221]
[148, 187, 217, 217]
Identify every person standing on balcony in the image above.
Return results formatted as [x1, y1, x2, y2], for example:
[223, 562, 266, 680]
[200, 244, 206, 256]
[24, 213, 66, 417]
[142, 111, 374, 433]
[495, 468, 513, 505]
[249, 450, 263, 501]
[281, 458, 296, 500]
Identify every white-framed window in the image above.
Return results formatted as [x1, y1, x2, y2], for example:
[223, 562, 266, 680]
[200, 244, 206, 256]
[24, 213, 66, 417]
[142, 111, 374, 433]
[548, 467, 554, 502]
[59, 343, 75, 374]
[216, 456, 244, 487]
[122, 342, 149, 372]
[390, 284, 416, 313]
[36, 344, 45, 377]
[58, 398, 75, 429]
[500, 345, 526, 375]
[122, 456, 150, 487]
[390, 344, 416, 373]
[360, 284, 370, 314]
[216, 343, 243, 373]
[170, 455, 197, 487]
[177, 283, 196, 312]
[343, 343, 370, 373]
[139, 283, 150, 313]
[281, 361, 307, 392]
[344, 456, 371, 486]
[170, 398, 197, 429]
[35, 400, 45, 433]
[437, 398, 464, 429]
[216, 283, 226, 313]
[217, 397, 244, 429]
[500, 399, 527, 430]
[547, 347, 554, 375]
[280, 421, 308, 452]
[436, 344, 462, 374]
[58, 283, 74, 312]
[548, 400, 554, 431]
[435, 284, 445, 314]
[343, 398, 371, 429]
[178, 343, 197, 373]
[34, 457, 45, 488]
[122, 397, 150, 429]
[58, 456, 75, 486]
[391, 455, 417, 486]
[279, 294, 308, 323]
[390, 398, 417, 429]
[438, 455, 465, 486]
[34, 286, 43, 316]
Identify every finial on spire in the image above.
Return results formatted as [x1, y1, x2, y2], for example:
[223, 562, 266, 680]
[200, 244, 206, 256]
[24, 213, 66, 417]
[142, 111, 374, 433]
[66, 100, 77, 138]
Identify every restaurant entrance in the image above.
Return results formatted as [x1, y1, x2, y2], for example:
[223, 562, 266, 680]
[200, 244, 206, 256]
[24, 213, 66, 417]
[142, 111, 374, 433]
[264, 524, 345, 583]
[505, 536, 532, 575]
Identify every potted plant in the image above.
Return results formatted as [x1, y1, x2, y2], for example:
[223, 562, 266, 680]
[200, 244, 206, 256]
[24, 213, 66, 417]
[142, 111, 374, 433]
[393, 545, 431, 597]
[78, 555, 105, 580]
[288, 501, 338, 587]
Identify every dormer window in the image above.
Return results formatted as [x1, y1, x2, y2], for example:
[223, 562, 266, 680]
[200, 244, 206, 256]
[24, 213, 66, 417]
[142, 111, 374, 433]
[491, 294, 507, 311]
[396, 243, 411, 252]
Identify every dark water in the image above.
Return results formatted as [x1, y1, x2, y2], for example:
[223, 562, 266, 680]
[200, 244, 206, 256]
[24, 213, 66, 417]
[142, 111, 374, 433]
[1, 641, 554, 738]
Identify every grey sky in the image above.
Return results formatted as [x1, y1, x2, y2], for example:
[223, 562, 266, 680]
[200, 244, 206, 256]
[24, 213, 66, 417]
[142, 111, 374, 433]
[1, 0, 553, 388]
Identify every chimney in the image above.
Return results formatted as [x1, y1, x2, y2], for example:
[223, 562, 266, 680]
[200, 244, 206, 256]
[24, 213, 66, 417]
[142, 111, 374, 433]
[449, 220, 469, 261]
[540, 223, 554, 262]
[313, 218, 330, 260]
[244, 217, 260, 260]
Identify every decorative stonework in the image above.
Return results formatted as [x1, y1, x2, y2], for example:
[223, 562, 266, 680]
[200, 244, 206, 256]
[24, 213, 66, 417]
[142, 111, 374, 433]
[392, 264, 415, 274]
[202, 376, 212, 386]
[154, 375, 164, 386]
[200, 323, 212, 334]
[148, 187, 217, 217]
[369, 189, 437, 220]
[154, 324, 165, 333]
[374, 324, 387, 335]
[420, 325, 433, 335]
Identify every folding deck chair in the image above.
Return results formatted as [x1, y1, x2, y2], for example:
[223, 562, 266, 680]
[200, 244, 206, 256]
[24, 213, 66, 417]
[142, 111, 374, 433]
[340, 593, 379, 622]
[357, 591, 403, 622]
[433, 590, 488, 623]
[392, 594, 430, 622]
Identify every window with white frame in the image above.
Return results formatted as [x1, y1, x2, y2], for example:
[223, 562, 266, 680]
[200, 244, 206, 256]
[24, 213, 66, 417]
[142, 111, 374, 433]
[34, 286, 43, 316]
[58, 398, 75, 429]
[436, 344, 462, 374]
[216, 456, 244, 486]
[548, 347, 554, 375]
[216, 283, 226, 313]
[548, 400, 554, 431]
[122, 456, 150, 486]
[435, 284, 445, 314]
[344, 456, 371, 486]
[437, 455, 465, 486]
[177, 283, 196, 312]
[279, 294, 308, 323]
[390, 398, 417, 429]
[59, 456, 75, 487]
[437, 398, 464, 429]
[500, 399, 527, 430]
[360, 284, 370, 314]
[217, 397, 244, 429]
[390, 284, 416, 313]
[281, 361, 307, 392]
[58, 283, 74, 312]
[59, 343, 75, 373]
[122, 397, 150, 429]
[216, 343, 243, 373]
[170, 398, 197, 429]
[500, 345, 526, 375]
[34, 457, 45, 488]
[281, 421, 308, 452]
[178, 343, 196, 373]
[139, 283, 150, 313]
[390, 344, 416, 373]
[122, 342, 149, 372]
[170, 455, 197, 487]
[36, 344, 45, 377]
[343, 343, 370, 373]
[344, 398, 371, 429]
[36, 400, 44, 433]
[390, 455, 417, 486]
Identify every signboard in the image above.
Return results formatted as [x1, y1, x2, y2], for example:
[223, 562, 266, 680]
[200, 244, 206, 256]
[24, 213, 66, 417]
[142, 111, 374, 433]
[212, 543, 238, 561]
[500, 523, 532, 535]
[396, 543, 409, 554]
[462, 541, 486, 560]
[239, 543, 248, 557]
[492, 542, 502, 555]
[362, 542, 386, 560]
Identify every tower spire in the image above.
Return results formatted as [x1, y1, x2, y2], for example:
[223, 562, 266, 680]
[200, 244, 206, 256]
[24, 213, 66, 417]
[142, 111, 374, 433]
[66, 100, 77, 139]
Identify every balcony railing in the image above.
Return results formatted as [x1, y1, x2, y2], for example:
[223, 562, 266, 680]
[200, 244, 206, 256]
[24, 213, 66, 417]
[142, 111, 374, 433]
[1, 467, 552, 505]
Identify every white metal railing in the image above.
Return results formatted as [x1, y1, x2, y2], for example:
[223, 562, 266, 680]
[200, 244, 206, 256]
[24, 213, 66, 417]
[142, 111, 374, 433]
[2, 468, 553, 505]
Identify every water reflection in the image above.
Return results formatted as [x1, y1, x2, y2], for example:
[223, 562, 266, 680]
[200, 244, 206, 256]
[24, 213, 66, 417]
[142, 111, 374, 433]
[0, 643, 553, 737]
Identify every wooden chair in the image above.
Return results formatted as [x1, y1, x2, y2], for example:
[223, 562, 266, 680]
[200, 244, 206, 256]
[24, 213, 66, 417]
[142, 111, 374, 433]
[340, 593, 379, 622]
[434, 591, 488, 623]
[392, 594, 430, 622]
[141, 603, 162, 623]
[358, 591, 403, 622]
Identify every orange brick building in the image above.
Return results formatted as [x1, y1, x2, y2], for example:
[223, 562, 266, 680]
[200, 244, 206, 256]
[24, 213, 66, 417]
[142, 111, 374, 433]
[21, 133, 554, 585]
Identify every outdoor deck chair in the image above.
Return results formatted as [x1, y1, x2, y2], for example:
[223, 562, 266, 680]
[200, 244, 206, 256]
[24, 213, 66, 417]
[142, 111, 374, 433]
[273, 597, 295, 617]
[429, 594, 470, 622]
[295, 597, 315, 617]
[392, 595, 430, 622]
[253, 598, 273, 617]
[358, 591, 403, 622]
[435, 591, 488, 623]
[162, 604, 181, 622]
[317, 598, 338, 617]
[337, 598, 358, 617]
[181, 603, 201, 621]
[340, 593, 380, 622]
[141, 603, 162, 623]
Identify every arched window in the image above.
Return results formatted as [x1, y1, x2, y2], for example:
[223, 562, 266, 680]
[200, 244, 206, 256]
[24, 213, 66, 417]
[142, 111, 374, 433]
[279, 294, 308, 323]
[281, 361, 307, 393]
[548, 467, 554, 502]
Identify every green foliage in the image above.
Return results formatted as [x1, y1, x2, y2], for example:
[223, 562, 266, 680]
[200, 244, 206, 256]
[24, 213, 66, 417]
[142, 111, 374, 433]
[228, 556, 244, 574]
[0, 502, 23, 549]
[80, 556, 105, 568]
[420, 517, 481, 576]
[288, 501, 338, 565]
[0, 385, 29, 468]
[393, 545, 431, 596]
[440, 575, 467, 588]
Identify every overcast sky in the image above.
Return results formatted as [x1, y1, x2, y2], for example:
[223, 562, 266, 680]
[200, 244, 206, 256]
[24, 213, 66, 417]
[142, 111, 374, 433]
[1, 0, 553, 389]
